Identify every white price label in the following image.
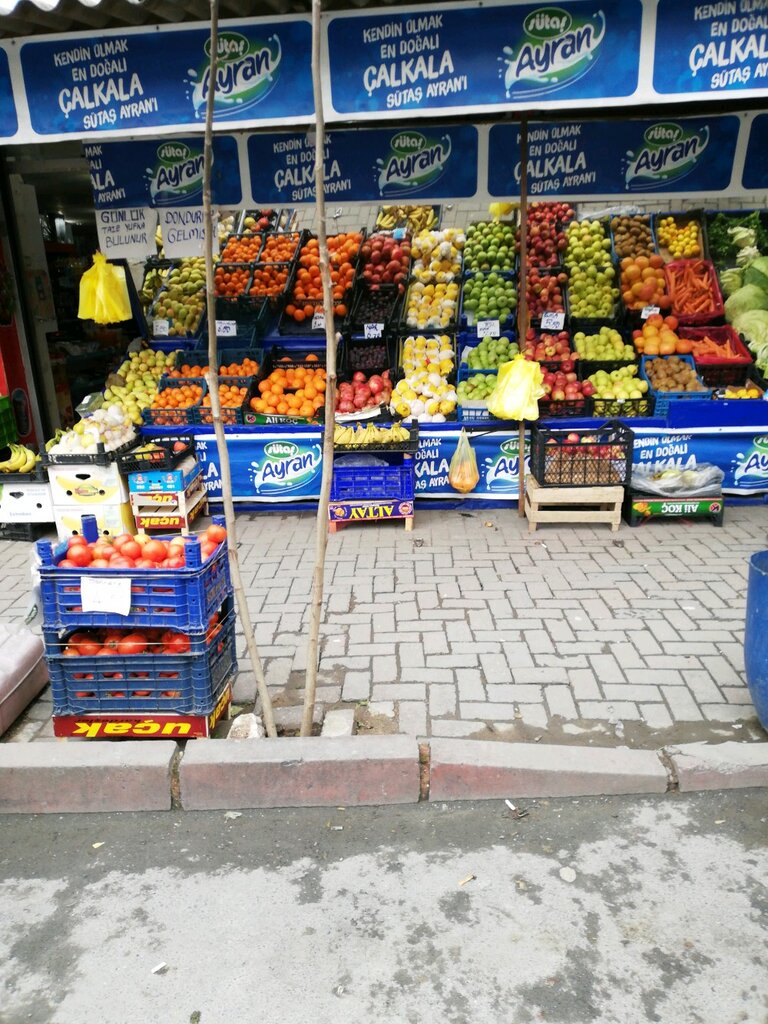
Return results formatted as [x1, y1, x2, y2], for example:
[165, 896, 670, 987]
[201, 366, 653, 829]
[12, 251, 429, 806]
[312, 310, 326, 330]
[80, 576, 132, 617]
[364, 322, 384, 339]
[641, 305, 661, 320]
[477, 319, 500, 338]
[216, 320, 237, 337]
[540, 311, 565, 331]
[152, 318, 169, 337]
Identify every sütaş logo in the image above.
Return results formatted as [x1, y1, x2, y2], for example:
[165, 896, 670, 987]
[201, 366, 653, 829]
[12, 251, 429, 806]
[501, 7, 605, 97]
[189, 30, 282, 117]
[734, 436, 768, 485]
[147, 141, 204, 205]
[250, 442, 321, 495]
[625, 121, 709, 190]
[376, 131, 452, 196]
[484, 442, 529, 491]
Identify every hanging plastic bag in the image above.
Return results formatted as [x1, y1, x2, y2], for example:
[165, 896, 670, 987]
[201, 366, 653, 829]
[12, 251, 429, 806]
[449, 428, 480, 493]
[487, 354, 545, 421]
[78, 253, 132, 324]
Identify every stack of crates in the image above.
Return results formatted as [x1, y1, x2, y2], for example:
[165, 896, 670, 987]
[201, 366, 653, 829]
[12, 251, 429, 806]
[118, 437, 207, 534]
[44, 439, 136, 539]
[37, 515, 236, 738]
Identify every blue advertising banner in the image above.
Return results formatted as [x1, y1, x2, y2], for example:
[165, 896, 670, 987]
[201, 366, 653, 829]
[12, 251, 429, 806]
[416, 428, 524, 498]
[0, 48, 17, 138]
[247, 124, 477, 204]
[654, 0, 768, 97]
[85, 136, 241, 209]
[193, 432, 323, 502]
[633, 428, 768, 495]
[326, 1, 642, 117]
[18, 18, 313, 138]
[488, 114, 740, 197]
[743, 113, 768, 191]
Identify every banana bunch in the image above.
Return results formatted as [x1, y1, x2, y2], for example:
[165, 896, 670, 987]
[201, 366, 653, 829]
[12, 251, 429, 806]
[376, 205, 437, 233]
[0, 443, 41, 474]
[139, 267, 167, 312]
[45, 429, 64, 452]
[334, 423, 410, 446]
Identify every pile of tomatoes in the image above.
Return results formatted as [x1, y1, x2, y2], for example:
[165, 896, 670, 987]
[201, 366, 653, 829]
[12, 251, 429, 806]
[249, 358, 326, 419]
[55, 523, 227, 570]
[63, 626, 194, 658]
[285, 232, 363, 323]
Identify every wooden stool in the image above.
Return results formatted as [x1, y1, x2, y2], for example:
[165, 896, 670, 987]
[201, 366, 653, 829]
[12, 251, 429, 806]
[525, 476, 623, 533]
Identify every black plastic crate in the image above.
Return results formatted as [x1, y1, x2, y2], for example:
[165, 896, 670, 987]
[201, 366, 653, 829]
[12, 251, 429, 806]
[257, 231, 302, 264]
[340, 335, 395, 374]
[0, 521, 49, 542]
[530, 419, 634, 487]
[117, 435, 196, 474]
[538, 395, 593, 419]
[196, 377, 251, 426]
[142, 380, 206, 428]
[345, 285, 403, 335]
[219, 233, 264, 263]
[43, 437, 138, 467]
[591, 394, 655, 419]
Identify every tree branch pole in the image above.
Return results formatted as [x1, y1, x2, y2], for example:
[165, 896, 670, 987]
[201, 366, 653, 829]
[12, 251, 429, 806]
[203, 0, 276, 737]
[300, 0, 338, 737]
[517, 115, 529, 519]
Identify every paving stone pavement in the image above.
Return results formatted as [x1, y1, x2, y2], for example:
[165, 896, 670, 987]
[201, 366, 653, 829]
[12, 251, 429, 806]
[2, 506, 767, 746]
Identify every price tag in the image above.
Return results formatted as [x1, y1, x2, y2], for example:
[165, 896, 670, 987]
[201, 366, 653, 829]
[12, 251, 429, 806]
[152, 318, 169, 337]
[80, 576, 132, 617]
[364, 322, 384, 339]
[312, 310, 326, 330]
[540, 311, 565, 331]
[641, 305, 661, 320]
[477, 319, 500, 338]
[216, 320, 237, 337]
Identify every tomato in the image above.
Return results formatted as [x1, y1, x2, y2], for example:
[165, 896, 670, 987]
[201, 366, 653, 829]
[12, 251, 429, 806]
[89, 558, 110, 568]
[132, 690, 151, 697]
[112, 533, 135, 551]
[120, 540, 142, 561]
[162, 690, 181, 698]
[67, 545, 93, 568]
[92, 541, 113, 559]
[110, 556, 135, 568]
[200, 542, 217, 560]
[134, 533, 152, 548]
[162, 631, 191, 656]
[96, 647, 114, 655]
[206, 524, 227, 545]
[57, 559, 77, 569]
[78, 640, 102, 657]
[67, 536, 88, 549]
[117, 633, 148, 656]
[135, 558, 156, 569]
[63, 646, 79, 656]
[165, 556, 185, 569]
[143, 540, 168, 563]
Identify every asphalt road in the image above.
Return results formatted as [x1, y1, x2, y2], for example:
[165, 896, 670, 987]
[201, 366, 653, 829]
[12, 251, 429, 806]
[1, 791, 767, 1024]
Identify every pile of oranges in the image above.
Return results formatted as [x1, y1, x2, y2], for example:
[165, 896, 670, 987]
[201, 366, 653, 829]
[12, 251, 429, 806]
[167, 357, 259, 379]
[214, 264, 251, 298]
[260, 233, 300, 262]
[148, 383, 203, 426]
[285, 232, 363, 322]
[620, 254, 670, 311]
[199, 382, 249, 423]
[221, 235, 262, 262]
[249, 358, 326, 419]
[249, 264, 290, 298]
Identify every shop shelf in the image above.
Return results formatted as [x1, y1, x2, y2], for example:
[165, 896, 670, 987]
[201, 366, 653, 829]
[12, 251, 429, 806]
[679, 325, 753, 387]
[639, 355, 713, 419]
[530, 419, 634, 487]
[36, 519, 231, 632]
[331, 461, 415, 503]
[47, 612, 236, 716]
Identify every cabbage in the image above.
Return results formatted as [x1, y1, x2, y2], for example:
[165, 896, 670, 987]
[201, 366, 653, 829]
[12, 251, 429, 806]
[719, 267, 742, 297]
[724, 283, 768, 321]
[744, 256, 768, 293]
[733, 310, 768, 351]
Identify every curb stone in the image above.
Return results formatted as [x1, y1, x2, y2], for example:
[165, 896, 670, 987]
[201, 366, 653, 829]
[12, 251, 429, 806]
[665, 741, 768, 792]
[1, 738, 766, 814]
[0, 741, 177, 814]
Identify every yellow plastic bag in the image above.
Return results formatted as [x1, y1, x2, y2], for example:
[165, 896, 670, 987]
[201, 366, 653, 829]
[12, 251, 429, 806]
[78, 252, 132, 324]
[449, 428, 480, 494]
[487, 354, 545, 421]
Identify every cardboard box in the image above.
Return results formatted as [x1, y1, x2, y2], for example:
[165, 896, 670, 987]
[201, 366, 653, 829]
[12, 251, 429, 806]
[53, 501, 135, 540]
[0, 480, 55, 523]
[127, 455, 199, 494]
[47, 461, 129, 505]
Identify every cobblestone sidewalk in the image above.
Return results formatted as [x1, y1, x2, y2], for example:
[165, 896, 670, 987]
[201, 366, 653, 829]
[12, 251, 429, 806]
[2, 505, 766, 745]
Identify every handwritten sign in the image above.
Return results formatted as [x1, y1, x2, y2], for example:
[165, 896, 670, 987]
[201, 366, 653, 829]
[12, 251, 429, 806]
[312, 310, 326, 330]
[216, 320, 237, 337]
[476, 319, 500, 338]
[80, 576, 132, 617]
[152, 319, 170, 337]
[641, 305, 660, 320]
[540, 312, 565, 331]
[364, 323, 384, 339]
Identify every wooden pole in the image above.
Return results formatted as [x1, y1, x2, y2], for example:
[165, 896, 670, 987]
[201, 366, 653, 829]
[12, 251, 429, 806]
[517, 116, 529, 518]
[300, 0, 338, 737]
[203, 0, 276, 737]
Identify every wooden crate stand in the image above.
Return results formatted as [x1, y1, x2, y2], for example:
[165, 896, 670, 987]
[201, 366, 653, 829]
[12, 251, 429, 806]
[525, 476, 624, 533]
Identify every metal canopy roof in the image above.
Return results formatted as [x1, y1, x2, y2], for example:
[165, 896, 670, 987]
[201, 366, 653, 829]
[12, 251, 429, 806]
[0, 0, 410, 38]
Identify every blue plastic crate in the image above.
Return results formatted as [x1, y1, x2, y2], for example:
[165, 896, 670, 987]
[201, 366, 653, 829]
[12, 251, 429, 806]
[640, 355, 713, 419]
[331, 462, 415, 503]
[37, 528, 232, 632]
[47, 612, 236, 716]
[459, 272, 518, 335]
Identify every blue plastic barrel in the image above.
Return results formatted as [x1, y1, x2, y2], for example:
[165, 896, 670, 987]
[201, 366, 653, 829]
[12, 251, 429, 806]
[745, 550, 768, 728]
